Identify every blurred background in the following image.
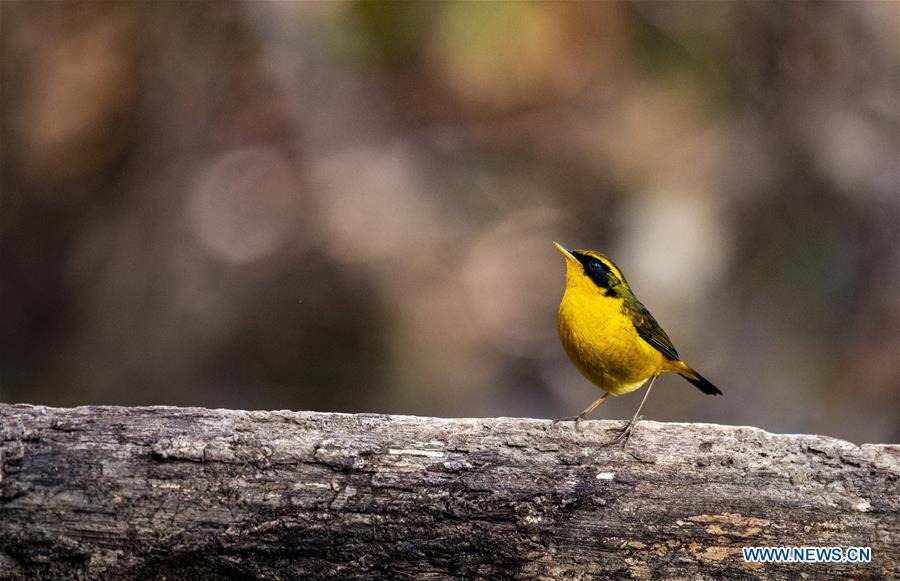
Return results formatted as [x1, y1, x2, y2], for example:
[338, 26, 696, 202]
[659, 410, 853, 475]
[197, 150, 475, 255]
[1, 1, 897, 444]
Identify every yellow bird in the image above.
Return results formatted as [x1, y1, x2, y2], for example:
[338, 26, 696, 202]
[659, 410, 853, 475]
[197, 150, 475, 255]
[553, 242, 720, 441]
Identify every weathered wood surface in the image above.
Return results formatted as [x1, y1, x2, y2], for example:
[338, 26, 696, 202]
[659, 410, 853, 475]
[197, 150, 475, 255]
[0, 404, 897, 580]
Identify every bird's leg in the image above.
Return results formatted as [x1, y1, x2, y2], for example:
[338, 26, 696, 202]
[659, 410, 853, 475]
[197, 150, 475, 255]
[606, 375, 657, 446]
[553, 392, 610, 430]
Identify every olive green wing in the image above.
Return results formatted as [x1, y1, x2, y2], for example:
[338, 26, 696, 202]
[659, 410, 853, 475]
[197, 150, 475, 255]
[624, 297, 680, 361]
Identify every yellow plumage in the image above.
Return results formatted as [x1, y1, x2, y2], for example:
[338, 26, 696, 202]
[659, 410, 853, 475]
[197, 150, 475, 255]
[553, 242, 720, 431]
[557, 265, 665, 395]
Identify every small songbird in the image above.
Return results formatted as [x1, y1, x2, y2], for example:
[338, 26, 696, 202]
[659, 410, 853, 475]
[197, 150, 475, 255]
[553, 242, 721, 442]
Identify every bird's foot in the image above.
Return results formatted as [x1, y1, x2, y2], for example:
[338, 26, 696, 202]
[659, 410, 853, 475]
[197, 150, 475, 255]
[602, 415, 643, 447]
[552, 413, 589, 431]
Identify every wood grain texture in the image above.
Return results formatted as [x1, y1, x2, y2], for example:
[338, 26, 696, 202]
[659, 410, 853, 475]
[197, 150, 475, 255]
[0, 404, 897, 580]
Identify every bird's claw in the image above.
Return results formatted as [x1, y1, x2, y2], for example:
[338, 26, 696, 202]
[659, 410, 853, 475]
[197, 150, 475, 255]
[552, 414, 588, 431]
[622, 414, 644, 430]
[602, 416, 643, 447]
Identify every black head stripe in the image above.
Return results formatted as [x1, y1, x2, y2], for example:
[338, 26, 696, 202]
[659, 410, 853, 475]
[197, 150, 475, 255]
[572, 251, 614, 291]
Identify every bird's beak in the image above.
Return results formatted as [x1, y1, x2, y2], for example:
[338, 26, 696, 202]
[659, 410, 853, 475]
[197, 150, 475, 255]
[553, 242, 579, 263]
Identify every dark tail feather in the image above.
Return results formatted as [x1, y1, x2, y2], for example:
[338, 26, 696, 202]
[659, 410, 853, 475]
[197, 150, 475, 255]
[679, 371, 722, 395]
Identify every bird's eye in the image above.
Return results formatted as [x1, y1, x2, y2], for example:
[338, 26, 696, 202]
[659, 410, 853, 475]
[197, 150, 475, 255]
[589, 261, 602, 270]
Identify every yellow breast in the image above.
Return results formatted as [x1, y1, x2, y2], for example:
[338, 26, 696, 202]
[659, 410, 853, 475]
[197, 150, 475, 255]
[557, 265, 664, 395]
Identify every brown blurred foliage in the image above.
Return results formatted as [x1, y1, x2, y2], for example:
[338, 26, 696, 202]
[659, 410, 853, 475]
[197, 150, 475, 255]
[1, 1, 897, 443]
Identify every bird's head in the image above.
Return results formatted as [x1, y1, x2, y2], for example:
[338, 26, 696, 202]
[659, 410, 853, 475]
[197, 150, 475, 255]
[553, 242, 627, 296]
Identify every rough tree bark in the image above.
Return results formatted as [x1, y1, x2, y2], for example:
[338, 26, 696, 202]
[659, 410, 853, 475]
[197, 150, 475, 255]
[0, 404, 897, 580]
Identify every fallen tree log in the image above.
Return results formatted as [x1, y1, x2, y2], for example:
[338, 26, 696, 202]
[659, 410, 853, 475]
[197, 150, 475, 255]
[0, 404, 897, 579]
